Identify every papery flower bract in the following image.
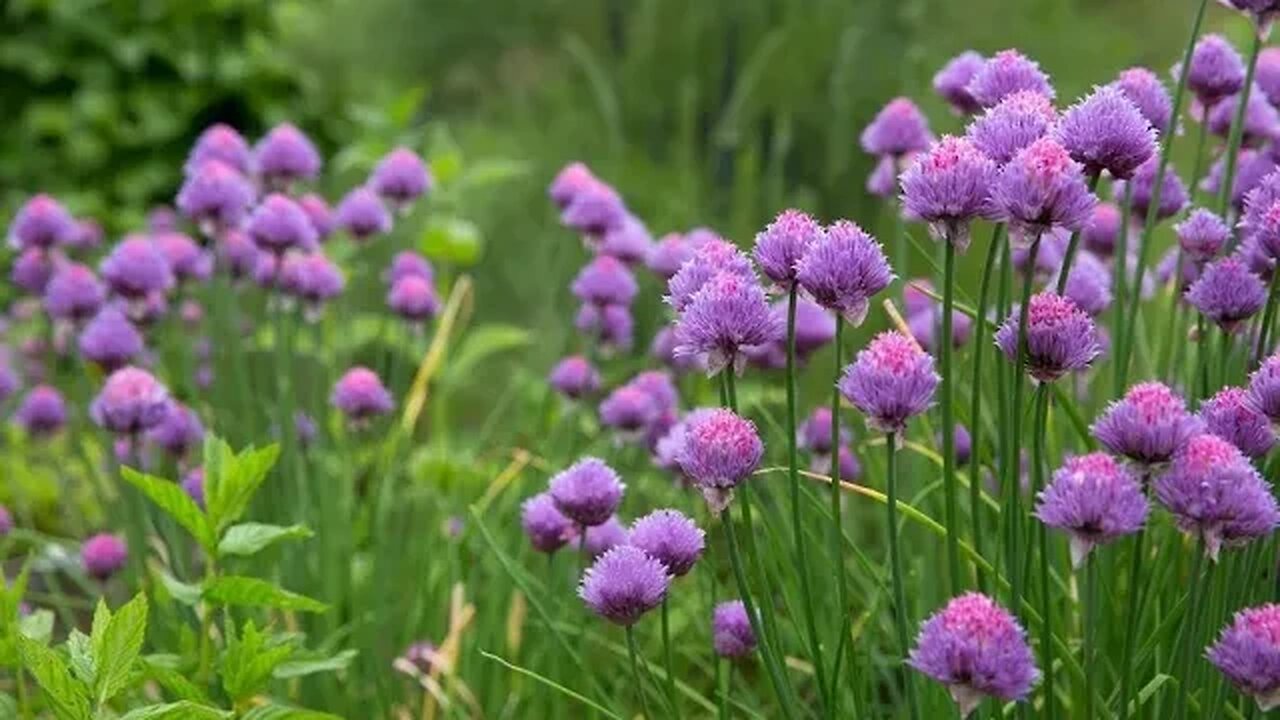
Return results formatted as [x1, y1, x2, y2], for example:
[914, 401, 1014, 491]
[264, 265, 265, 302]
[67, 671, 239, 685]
[578, 545, 669, 626]
[100, 236, 174, 300]
[91, 366, 170, 435]
[967, 49, 1055, 109]
[548, 355, 600, 400]
[334, 187, 393, 242]
[990, 137, 1097, 241]
[1115, 156, 1188, 223]
[1177, 208, 1231, 262]
[254, 123, 321, 185]
[44, 263, 105, 322]
[909, 593, 1039, 717]
[1114, 67, 1173, 134]
[549, 457, 624, 527]
[1185, 34, 1247, 109]
[995, 292, 1100, 382]
[1093, 381, 1202, 468]
[1208, 604, 1280, 711]
[371, 147, 432, 209]
[1201, 386, 1277, 458]
[387, 275, 439, 323]
[677, 408, 763, 512]
[713, 600, 757, 659]
[966, 90, 1059, 166]
[934, 51, 986, 115]
[900, 136, 997, 250]
[146, 402, 204, 458]
[1208, 86, 1280, 146]
[521, 492, 576, 554]
[1035, 452, 1148, 566]
[78, 308, 143, 371]
[16, 385, 67, 437]
[753, 209, 822, 287]
[331, 367, 393, 422]
[795, 220, 893, 326]
[1186, 255, 1267, 332]
[665, 239, 754, 312]
[674, 271, 781, 376]
[81, 533, 127, 581]
[176, 160, 255, 237]
[247, 194, 319, 256]
[629, 509, 705, 577]
[1155, 433, 1280, 560]
[8, 194, 76, 251]
[839, 331, 939, 435]
[1055, 84, 1157, 180]
[572, 256, 638, 308]
[186, 123, 252, 175]
[1248, 353, 1280, 424]
[861, 97, 933, 157]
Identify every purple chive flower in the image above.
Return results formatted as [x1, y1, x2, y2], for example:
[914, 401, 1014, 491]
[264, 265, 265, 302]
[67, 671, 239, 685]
[934, 51, 986, 115]
[1249, 353, 1280, 424]
[281, 253, 345, 318]
[713, 600, 758, 659]
[15, 385, 67, 436]
[78, 308, 143, 371]
[1244, 169, 1280, 260]
[549, 457, 624, 527]
[176, 160, 255, 237]
[153, 232, 212, 284]
[1114, 156, 1188, 223]
[395, 641, 439, 677]
[1258, 48, 1280, 106]
[1055, 84, 1157, 180]
[651, 326, 705, 374]
[674, 271, 781, 375]
[8, 194, 76, 250]
[837, 445, 863, 481]
[839, 331, 939, 435]
[386, 251, 434, 286]
[549, 162, 597, 209]
[967, 49, 1055, 109]
[578, 545, 669, 626]
[909, 593, 1039, 717]
[1239, 235, 1277, 283]
[1219, 0, 1280, 39]
[1055, 251, 1113, 317]
[799, 406, 849, 459]
[678, 408, 763, 512]
[147, 206, 178, 234]
[598, 215, 653, 265]
[247, 194, 319, 256]
[990, 137, 1098, 242]
[753, 209, 822, 287]
[629, 509, 705, 577]
[792, 298, 838, 357]
[68, 218, 104, 252]
[1114, 67, 1174, 134]
[1208, 604, 1280, 711]
[331, 188, 390, 239]
[0, 365, 16, 406]
[331, 367, 393, 422]
[100, 237, 174, 300]
[647, 232, 699, 280]
[900, 136, 998, 250]
[561, 181, 627, 238]
[665, 239, 755, 312]
[866, 155, 905, 198]
[12, 249, 55, 295]
[1158, 246, 1203, 294]
[186, 124, 252, 175]
[386, 275, 439, 323]
[861, 97, 934, 158]
[1202, 386, 1277, 458]
[216, 230, 260, 280]
[44, 263, 105, 322]
[90, 366, 170, 435]
[183, 467, 205, 508]
[583, 516, 629, 558]
[572, 256, 639, 308]
[254, 123, 321, 185]
[81, 533, 127, 581]
[995, 292, 1100, 383]
[1035, 452, 1148, 566]
[0, 506, 11, 536]
[1209, 149, 1277, 213]
[1186, 256, 1267, 332]
[630, 370, 678, 416]
[1157, 433, 1280, 560]
[521, 492, 576, 553]
[598, 385, 660, 436]
[298, 193, 335, 241]
[907, 304, 974, 353]
[1094, 381, 1203, 468]
[575, 303, 634, 353]
[966, 90, 1059, 166]
[1186, 35, 1247, 110]
[549, 355, 601, 400]
[146, 402, 204, 458]
[1177, 209, 1231, 262]
[1208, 86, 1280, 146]
[946, 424, 973, 466]
[370, 147, 431, 210]
[795, 220, 893, 326]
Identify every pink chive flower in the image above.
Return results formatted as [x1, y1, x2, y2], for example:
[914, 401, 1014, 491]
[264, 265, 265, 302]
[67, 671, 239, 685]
[247, 194, 319, 256]
[90, 366, 170, 435]
[909, 593, 1039, 717]
[899, 136, 998, 251]
[839, 331, 939, 435]
[8, 194, 76, 251]
[1093, 381, 1202, 469]
[78, 307, 143, 372]
[12, 248, 56, 296]
[370, 147, 432, 210]
[1208, 604, 1280, 711]
[995, 292, 1100, 383]
[297, 193, 334, 241]
[795, 220, 893, 326]
[386, 275, 439, 324]
[100, 236, 174, 300]
[1055, 84, 1157, 180]
[1155, 433, 1280, 561]
[575, 303, 633, 354]
[549, 457, 625, 528]
[673, 271, 781, 376]
[860, 97, 934, 158]
[966, 49, 1055, 109]
[386, 251, 434, 286]
[560, 180, 627, 238]
[1177, 208, 1231, 262]
[583, 516, 629, 558]
[1185, 255, 1267, 332]
[598, 215, 653, 265]
[933, 51, 986, 116]
[713, 600, 758, 659]
[1113, 67, 1173, 134]
[578, 545, 670, 626]
[334, 187, 393, 241]
[990, 137, 1098, 242]
[1201, 386, 1277, 458]
[185, 123, 251, 175]
[966, 90, 1059, 166]
[254, 123, 321, 186]
[176, 160, 255, 238]
[146, 402, 204, 459]
[1257, 48, 1280, 106]
[598, 385, 661, 438]
[753, 209, 822, 288]
[677, 408, 764, 512]
[153, 232, 212, 284]
[629, 509, 705, 577]
[81, 533, 128, 581]
[1035, 452, 1148, 566]
[331, 367, 393, 423]
[646, 232, 699, 280]
[281, 253, 345, 320]
[1243, 169, 1280, 260]
[549, 162, 597, 209]
[548, 355, 601, 400]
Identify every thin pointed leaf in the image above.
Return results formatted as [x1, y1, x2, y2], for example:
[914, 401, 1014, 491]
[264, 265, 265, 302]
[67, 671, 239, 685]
[121, 467, 215, 552]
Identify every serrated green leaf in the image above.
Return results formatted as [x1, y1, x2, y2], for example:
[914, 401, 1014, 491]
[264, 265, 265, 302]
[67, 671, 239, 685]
[272, 649, 357, 679]
[151, 565, 203, 607]
[239, 705, 344, 720]
[203, 576, 327, 613]
[121, 466, 216, 552]
[220, 621, 296, 701]
[119, 701, 232, 720]
[217, 523, 313, 558]
[90, 600, 111, 653]
[18, 609, 53, 645]
[140, 655, 207, 703]
[205, 441, 281, 533]
[16, 635, 91, 720]
[65, 630, 95, 686]
[93, 593, 148, 704]
[0, 559, 32, 633]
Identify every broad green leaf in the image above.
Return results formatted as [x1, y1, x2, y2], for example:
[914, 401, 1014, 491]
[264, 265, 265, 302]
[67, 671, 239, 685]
[203, 576, 327, 613]
[217, 523, 313, 558]
[90, 599, 111, 651]
[93, 593, 148, 704]
[16, 635, 91, 720]
[0, 559, 32, 633]
[140, 655, 207, 703]
[0, 693, 16, 720]
[272, 649, 358, 679]
[240, 705, 344, 720]
[151, 566, 203, 607]
[119, 702, 232, 720]
[205, 441, 281, 533]
[121, 467, 216, 552]
[220, 621, 295, 701]
[420, 216, 482, 265]
[65, 630, 95, 686]
[18, 608, 53, 645]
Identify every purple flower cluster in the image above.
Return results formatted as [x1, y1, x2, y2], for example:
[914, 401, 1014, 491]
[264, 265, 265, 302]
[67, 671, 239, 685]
[995, 292, 1100, 382]
[795, 220, 893, 326]
[839, 331, 939, 435]
[1207, 604, 1280, 711]
[1093, 381, 1202, 469]
[1035, 452, 1148, 566]
[1200, 386, 1276, 458]
[677, 408, 763, 512]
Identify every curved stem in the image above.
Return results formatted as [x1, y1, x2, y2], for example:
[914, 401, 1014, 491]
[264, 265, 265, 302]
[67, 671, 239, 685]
[885, 431, 920, 720]
[941, 238, 961, 593]
[969, 225, 1005, 594]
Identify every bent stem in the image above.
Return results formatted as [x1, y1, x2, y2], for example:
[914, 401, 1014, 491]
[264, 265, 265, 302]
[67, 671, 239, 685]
[885, 431, 921, 720]
[626, 625, 653, 720]
[941, 237, 961, 594]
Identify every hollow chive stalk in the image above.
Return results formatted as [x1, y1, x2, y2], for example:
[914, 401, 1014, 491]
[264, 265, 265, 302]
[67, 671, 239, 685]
[969, 224, 1006, 594]
[885, 430, 920, 720]
[940, 235, 961, 594]
[1007, 232, 1043, 618]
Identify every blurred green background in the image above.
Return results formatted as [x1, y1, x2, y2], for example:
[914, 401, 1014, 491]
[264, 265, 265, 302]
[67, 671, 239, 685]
[3, 0, 1232, 405]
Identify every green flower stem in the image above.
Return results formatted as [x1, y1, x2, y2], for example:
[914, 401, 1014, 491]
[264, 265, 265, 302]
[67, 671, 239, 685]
[830, 315, 852, 690]
[885, 431, 920, 720]
[661, 598, 681, 719]
[1172, 540, 1212, 720]
[1053, 172, 1104, 294]
[969, 225, 1006, 594]
[1084, 553, 1098, 720]
[626, 625, 653, 720]
[1217, 32, 1263, 218]
[1113, 183, 1135, 396]
[941, 237, 962, 594]
[1031, 385, 1055, 720]
[1254, 272, 1280, 367]
[1007, 232, 1043, 617]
